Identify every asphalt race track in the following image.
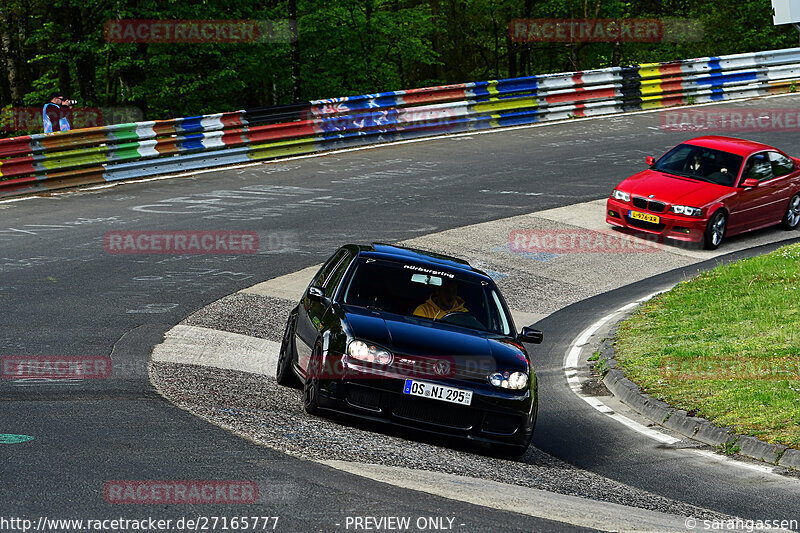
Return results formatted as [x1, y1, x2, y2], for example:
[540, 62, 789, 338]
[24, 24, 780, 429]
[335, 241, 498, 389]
[2, 97, 800, 531]
[534, 247, 800, 520]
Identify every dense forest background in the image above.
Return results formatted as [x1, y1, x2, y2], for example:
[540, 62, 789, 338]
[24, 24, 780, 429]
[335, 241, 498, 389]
[0, 0, 797, 127]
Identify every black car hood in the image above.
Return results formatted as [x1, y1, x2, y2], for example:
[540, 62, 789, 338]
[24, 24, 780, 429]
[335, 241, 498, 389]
[343, 306, 529, 370]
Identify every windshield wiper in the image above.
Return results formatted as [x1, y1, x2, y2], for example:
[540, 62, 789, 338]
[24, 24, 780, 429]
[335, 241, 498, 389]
[346, 302, 384, 312]
[656, 168, 688, 178]
[658, 169, 709, 182]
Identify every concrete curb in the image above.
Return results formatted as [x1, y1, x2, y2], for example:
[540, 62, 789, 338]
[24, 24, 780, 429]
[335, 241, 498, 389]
[598, 322, 796, 469]
[151, 324, 281, 375]
[778, 448, 800, 469]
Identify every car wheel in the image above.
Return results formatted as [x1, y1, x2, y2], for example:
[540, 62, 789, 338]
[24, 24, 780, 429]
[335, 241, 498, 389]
[703, 210, 727, 250]
[303, 343, 324, 415]
[781, 194, 800, 230]
[276, 315, 301, 389]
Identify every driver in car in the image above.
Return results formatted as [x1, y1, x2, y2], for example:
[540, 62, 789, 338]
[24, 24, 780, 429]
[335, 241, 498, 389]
[687, 152, 707, 175]
[413, 279, 469, 320]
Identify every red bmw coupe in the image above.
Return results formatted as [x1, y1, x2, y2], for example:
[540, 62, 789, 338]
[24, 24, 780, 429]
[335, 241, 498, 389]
[606, 136, 800, 249]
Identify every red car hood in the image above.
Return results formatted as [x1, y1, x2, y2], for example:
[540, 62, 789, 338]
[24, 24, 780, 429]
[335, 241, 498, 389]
[620, 170, 731, 207]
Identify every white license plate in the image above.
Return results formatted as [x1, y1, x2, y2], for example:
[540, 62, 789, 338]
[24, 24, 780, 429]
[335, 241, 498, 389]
[403, 379, 473, 406]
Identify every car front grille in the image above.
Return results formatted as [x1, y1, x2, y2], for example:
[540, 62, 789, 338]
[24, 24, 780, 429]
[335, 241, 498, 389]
[632, 197, 666, 213]
[392, 396, 474, 430]
[391, 355, 491, 382]
[346, 387, 382, 411]
[625, 216, 665, 232]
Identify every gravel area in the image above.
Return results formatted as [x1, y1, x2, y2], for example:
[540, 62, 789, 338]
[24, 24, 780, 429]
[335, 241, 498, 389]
[150, 360, 729, 521]
[183, 292, 295, 343]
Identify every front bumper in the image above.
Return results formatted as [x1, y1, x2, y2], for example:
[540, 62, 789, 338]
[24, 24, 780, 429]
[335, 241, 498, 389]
[606, 198, 707, 243]
[313, 360, 537, 448]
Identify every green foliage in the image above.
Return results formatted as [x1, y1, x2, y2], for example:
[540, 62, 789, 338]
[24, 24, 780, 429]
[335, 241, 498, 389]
[615, 243, 800, 449]
[719, 439, 741, 456]
[0, 0, 798, 131]
[297, 0, 437, 98]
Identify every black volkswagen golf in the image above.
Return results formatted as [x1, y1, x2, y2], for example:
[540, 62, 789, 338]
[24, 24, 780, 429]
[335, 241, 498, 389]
[276, 243, 543, 455]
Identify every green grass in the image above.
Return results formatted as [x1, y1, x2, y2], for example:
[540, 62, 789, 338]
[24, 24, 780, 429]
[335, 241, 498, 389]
[615, 243, 800, 449]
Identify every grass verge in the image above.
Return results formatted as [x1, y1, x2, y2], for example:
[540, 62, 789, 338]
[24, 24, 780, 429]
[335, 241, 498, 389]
[614, 242, 800, 449]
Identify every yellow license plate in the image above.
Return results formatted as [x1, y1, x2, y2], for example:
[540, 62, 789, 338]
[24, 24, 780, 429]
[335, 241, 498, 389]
[629, 210, 660, 224]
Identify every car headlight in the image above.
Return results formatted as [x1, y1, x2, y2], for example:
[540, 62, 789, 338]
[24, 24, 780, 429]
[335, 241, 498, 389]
[612, 189, 630, 202]
[347, 340, 393, 365]
[488, 370, 528, 390]
[670, 205, 703, 217]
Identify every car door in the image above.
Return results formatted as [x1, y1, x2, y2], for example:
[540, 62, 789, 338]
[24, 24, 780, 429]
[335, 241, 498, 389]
[295, 248, 352, 373]
[728, 152, 776, 232]
[766, 151, 799, 224]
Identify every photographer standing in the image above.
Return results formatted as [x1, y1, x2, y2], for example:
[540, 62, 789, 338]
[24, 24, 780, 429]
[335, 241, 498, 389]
[42, 92, 75, 133]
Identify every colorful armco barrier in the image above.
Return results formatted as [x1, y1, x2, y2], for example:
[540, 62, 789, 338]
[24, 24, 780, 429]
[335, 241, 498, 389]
[2, 47, 800, 197]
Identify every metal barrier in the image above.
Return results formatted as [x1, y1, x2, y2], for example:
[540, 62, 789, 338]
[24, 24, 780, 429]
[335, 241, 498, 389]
[2, 47, 800, 198]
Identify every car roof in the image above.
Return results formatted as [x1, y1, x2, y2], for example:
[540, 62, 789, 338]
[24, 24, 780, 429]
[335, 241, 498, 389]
[684, 136, 778, 157]
[349, 243, 494, 281]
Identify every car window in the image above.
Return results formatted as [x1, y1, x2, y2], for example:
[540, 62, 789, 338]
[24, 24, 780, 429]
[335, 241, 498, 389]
[769, 151, 795, 177]
[655, 145, 694, 173]
[323, 251, 353, 296]
[311, 249, 348, 290]
[342, 259, 513, 335]
[490, 290, 511, 336]
[742, 152, 774, 183]
[655, 144, 742, 186]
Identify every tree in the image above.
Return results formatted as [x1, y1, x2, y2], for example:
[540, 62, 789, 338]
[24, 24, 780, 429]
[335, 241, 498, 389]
[1, 0, 798, 137]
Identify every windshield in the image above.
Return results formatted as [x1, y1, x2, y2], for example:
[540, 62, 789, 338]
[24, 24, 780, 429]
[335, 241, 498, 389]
[341, 259, 513, 335]
[654, 144, 743, 186]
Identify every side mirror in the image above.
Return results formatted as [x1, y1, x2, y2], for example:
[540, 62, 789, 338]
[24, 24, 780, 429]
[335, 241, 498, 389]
[308, 286, 326, 301]
[646, 156, 655, 167]
[741, 178, 759, 188]
[518, 327, 543, 344]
